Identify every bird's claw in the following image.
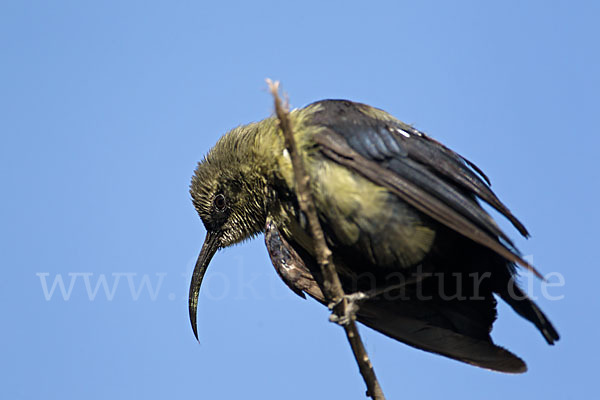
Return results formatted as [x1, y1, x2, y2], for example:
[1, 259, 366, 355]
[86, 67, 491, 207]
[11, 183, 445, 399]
[328, 292, 368, 326]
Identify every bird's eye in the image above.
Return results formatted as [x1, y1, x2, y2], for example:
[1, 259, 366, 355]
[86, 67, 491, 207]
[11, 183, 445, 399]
[213, 194, 227, 211]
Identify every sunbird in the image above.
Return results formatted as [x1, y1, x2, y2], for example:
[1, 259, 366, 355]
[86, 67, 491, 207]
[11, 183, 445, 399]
[189, 99, 559, 373]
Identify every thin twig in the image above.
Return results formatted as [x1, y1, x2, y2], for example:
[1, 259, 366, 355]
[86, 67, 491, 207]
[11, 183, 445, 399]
[267, 79, 386, 400]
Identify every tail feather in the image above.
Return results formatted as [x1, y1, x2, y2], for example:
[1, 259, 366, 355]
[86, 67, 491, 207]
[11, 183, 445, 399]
[357, 299, 527, 373]
[499, 284, 560, 345]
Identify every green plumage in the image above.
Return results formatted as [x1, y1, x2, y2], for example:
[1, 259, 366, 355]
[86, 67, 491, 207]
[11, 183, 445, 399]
[189, 99, 559, 373]
[192, 103, 435, 266]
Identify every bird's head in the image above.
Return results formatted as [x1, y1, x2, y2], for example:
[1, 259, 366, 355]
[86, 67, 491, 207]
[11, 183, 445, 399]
[188, 124, 272, 340]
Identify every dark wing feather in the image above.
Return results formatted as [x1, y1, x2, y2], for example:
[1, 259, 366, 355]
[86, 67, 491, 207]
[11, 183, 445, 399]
[309, 100, 529, 236]
[401, 125, 529, 237]
[264, 221, 527, 373]
[308, 100, 540, 278]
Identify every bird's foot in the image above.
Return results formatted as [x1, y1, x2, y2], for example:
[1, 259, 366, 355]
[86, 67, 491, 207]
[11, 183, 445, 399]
[328, 292, 368, 326]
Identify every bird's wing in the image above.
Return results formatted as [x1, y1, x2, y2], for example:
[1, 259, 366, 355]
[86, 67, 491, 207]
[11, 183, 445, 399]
[307, 100, 540, 277]
[265, 219, 323, 300]
[264, 220, 527, 373]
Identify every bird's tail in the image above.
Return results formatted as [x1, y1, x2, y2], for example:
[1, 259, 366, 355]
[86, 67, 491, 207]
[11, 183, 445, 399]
[357, 298, 528, 373]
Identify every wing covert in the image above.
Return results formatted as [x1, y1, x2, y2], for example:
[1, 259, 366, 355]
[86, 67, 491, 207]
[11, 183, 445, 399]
[306, 100, 540, 277]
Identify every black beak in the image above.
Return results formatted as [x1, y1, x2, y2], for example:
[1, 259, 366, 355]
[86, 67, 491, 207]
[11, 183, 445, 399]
[189, 231, 220, 341]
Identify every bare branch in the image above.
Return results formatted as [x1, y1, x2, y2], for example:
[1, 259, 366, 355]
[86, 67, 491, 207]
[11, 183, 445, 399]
[267, 79, 386, 400]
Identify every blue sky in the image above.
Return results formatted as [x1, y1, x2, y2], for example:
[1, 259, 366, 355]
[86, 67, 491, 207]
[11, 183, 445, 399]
[1, 1, 598, 399]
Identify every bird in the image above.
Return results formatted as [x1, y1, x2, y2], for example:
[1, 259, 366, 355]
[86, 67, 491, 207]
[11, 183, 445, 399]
[188, 99, 559, 373]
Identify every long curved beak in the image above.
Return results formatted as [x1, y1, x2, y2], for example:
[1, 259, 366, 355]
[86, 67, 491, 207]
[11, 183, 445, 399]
[189, 231, 220, 341]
